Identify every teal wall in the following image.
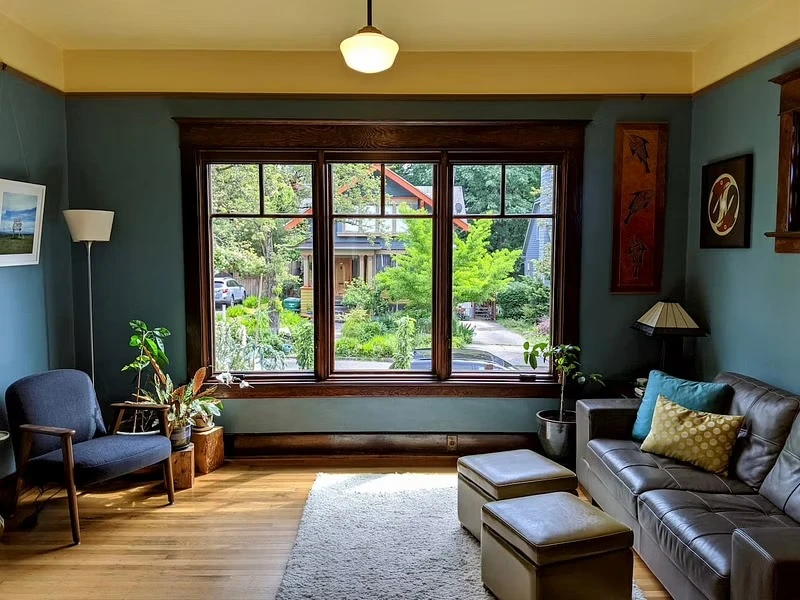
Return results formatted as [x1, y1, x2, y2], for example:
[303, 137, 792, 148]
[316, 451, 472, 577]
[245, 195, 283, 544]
[687, 49, 800, 392]
[0, 72, 71, 477]
[65, 96, 691, 432]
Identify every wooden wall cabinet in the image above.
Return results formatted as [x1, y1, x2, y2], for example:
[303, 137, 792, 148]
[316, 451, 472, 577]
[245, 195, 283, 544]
[767, 67, 800, 252]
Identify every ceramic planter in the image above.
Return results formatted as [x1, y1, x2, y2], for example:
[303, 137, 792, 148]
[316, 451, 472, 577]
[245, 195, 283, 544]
[193, 415, 214, 432]
[169, 424, 192, 449]
[536, 409, 576, 462]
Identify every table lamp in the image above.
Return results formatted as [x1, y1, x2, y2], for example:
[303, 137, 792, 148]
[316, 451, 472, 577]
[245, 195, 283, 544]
[632, 300, 705, 374]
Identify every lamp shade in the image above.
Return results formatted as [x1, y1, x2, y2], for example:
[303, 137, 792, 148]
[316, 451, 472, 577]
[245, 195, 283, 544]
[340, 26, 399, 73]
[632, 301, 705, 337]
[63, 210, 115, 242]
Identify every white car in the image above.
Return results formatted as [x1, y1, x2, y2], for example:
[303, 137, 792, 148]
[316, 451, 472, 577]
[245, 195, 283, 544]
[214, 277, 247, 307]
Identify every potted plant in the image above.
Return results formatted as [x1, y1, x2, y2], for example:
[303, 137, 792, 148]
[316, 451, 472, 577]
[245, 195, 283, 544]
[120, 320, 171, 434]
[523, 342, 603, 462]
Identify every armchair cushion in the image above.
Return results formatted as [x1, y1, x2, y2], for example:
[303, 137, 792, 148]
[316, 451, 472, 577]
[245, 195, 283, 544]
[6, 369, 106, 457]
[26, 434, 171, 486]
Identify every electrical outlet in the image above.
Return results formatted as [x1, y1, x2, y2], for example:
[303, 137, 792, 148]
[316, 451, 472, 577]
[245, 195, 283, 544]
[446, 435, 458, 452]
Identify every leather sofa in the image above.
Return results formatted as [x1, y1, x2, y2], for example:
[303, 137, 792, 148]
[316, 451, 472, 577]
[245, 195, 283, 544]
[576, 372, 800, 600]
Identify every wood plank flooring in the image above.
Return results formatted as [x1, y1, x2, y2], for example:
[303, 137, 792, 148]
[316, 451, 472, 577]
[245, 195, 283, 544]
[0, 457, 670, 599]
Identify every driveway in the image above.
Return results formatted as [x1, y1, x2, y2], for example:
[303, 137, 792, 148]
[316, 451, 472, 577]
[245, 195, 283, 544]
[465, 319, 530, 369]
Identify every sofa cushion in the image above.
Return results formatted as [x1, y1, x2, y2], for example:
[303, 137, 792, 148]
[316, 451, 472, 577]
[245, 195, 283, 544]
[761, 414, 800, 523]
[27, 434, 172, 486]
[641, 396, 744, 475]
[715, 372, 800, 489]
[586, 439, 754, 518]
[638, 489, 798, 600]
[632, 370, 733, 442]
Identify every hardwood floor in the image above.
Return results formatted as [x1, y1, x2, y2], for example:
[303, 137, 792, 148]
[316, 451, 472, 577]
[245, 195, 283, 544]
[0, 457, 670, 599]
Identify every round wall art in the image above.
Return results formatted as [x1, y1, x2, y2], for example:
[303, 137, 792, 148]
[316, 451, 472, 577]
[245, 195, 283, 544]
[700, 154, 753, 248]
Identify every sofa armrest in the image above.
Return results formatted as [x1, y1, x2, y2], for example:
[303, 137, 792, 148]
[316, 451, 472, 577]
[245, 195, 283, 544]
[732, 528, 800, 599]
[576, 398, 640, 465]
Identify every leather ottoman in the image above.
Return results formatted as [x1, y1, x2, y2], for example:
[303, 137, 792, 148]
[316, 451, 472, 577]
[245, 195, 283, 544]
[457, 449, 577, 539]
[481, 492, 633, 600]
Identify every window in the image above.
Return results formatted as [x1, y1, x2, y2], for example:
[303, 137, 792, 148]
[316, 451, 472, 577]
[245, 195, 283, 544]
[769, 67, 800, 252]
[180, 120, 585, 397]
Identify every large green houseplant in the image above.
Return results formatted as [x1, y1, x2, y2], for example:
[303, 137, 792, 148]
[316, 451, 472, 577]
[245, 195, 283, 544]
[523, 342, 603, 462]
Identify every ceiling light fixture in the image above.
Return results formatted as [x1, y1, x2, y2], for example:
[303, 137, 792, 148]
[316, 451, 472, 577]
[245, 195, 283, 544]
[340, 0, 399, 74]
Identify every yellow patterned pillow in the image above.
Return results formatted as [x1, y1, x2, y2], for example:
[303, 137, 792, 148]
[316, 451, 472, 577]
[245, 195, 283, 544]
[641, 395, 744, 475]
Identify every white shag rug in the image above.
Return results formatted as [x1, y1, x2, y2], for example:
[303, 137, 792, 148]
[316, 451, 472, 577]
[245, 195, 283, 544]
[276, 473, 646, 600]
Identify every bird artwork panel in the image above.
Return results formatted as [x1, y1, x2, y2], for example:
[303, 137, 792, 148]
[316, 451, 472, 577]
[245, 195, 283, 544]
[700, 155, 753, 248]
[612, 123, 668, 294]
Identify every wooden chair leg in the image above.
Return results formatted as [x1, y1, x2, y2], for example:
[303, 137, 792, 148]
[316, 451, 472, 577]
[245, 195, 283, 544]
[61, 437, 80, 545]
[163, 457, 175, 505]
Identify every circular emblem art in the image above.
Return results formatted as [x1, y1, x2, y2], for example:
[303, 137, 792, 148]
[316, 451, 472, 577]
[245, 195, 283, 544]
[707, 173, 740, 236]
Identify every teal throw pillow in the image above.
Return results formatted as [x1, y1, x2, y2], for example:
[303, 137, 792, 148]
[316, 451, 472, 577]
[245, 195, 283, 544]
[631, 370, 733, 442]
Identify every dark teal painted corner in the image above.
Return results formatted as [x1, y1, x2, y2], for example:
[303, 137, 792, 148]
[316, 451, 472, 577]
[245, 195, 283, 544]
[0, 71, 72, 478]
[687, 48, 800, 393]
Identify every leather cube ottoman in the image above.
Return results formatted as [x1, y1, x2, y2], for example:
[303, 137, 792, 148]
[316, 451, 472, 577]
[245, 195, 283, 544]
[457, 449, 577, 539]
[481, 492, 634, 600]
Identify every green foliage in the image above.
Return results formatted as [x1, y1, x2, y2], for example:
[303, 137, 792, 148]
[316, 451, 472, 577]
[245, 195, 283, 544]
[291, 320, 314, 370]
[522, 343, 603, 419]
[377, 215, 520, 309]
[340, 308, 382, 341]
[392, 316, 416, 369]
[242, 295, 260, 309]
[214, 316, 286, 371]
[497, 277, 550, 321]
[225, 305, 248, 318]
[361, 335, 397, 359]
[341, 278, 388, 316]
[280, 309, 305, 330]
[334, 337, 362, 358]
[453, 320, 475, 344]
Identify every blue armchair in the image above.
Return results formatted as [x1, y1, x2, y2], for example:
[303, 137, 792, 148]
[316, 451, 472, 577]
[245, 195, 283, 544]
[6, 369, 175, 544]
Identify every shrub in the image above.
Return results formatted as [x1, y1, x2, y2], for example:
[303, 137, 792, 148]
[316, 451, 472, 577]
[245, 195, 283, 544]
[341, 309, 382, 341]
[242, 296, 260, 309]
[335, 337, 362, 358]
[392, 316, 416, 369]
[341, 278, 388, 316]
[362, 335, 396, 359]
[497, 277, 550, 321]
[536, 317, 551, 337]
[453, 320, 475, 344]
[291, 320, 314, 370]
[225, 305, 248, 319]
[280, 310, 305, 330]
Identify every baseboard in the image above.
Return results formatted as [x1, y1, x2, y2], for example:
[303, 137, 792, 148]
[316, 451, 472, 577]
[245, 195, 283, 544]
[225, 432, 540, 456]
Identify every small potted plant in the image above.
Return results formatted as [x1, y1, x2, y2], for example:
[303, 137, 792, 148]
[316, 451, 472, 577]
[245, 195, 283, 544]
[523, 342, 603, 462]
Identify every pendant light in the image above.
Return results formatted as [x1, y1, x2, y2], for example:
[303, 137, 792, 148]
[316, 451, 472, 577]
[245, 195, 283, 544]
[340, 0, 399, 74]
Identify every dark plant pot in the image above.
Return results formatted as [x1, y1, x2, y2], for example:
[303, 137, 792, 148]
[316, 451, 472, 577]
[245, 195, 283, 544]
[537, 409, 576, 462]
[170, 425, 192, 449]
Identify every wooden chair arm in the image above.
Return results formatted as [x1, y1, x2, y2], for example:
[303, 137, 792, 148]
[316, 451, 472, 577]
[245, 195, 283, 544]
[19, 424, 76, 438]
[110, 402, 171, 412]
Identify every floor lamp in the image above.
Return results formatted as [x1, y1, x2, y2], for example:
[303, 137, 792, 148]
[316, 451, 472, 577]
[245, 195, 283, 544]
[64, 210, 115, 384]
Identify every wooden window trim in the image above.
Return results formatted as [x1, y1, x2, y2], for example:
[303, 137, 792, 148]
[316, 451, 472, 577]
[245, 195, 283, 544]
[178, 119, 587, 398]
[768, 67, 800, 252]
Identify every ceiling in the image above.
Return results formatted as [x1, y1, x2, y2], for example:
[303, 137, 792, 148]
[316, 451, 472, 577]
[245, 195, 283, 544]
[0, 0, 766, 52]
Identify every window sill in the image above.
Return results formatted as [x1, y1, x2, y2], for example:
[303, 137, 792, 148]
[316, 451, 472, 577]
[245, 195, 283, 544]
[212, 375, 560, 398]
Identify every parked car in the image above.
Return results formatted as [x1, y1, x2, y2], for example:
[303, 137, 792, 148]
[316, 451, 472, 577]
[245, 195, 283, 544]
[390, 348, 519, 371]
[214, 277, 247, 307]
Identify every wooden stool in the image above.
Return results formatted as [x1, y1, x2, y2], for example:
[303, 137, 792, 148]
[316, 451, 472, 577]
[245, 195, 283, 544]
[170, 443, 195, 490]
[191, 426, 224, 474]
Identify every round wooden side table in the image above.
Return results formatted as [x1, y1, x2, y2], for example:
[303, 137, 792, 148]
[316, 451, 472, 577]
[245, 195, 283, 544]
[0, 431, 8, 537]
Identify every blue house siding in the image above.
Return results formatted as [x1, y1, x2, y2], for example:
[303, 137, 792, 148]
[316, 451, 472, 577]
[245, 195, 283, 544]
[522, 165, 554, 278]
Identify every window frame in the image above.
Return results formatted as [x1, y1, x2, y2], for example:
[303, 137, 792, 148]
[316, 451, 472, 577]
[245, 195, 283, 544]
[179, 120, 587, 398]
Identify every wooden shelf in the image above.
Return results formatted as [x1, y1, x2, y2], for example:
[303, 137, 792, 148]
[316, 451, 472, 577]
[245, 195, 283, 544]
[764, 231, 800, 252]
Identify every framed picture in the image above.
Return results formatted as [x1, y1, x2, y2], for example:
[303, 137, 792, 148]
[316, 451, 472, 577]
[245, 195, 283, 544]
[0, 178, 47, 267]
[700, 154, 753, 249]
[612, 123, 668, 294]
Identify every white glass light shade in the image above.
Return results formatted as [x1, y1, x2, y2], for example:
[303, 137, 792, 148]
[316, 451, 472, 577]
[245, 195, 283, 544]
[340, 27, 399, 74]
[63, 209, 115, 242]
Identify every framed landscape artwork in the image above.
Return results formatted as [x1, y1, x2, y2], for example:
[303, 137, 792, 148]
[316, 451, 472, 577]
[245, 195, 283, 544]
[699, 154, 753, 248]
[612, 123, 668, 294]
[0, 178, 46, 267]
